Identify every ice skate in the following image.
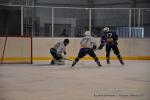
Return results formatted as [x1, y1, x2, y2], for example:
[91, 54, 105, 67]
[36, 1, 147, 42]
[71, 61, 77, 68]
[96, 61, 102, 67]
[107, 60, 110, 64]
[50, 59, 55, 65]
[119, 60, 125, 65]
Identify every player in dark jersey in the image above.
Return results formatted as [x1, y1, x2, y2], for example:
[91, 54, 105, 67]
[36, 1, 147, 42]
[98, 27, 125, 65]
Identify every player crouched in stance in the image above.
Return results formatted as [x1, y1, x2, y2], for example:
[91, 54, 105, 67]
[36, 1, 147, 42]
[71, 31, 102, 68]
[98, 27, 125, 65]
[50, 39, 69, 65]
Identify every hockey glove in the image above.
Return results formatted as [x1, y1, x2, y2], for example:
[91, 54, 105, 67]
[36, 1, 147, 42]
[64, 51, 67, 55]
[98, 44, 103, 50]
[93, 45, 97, 50]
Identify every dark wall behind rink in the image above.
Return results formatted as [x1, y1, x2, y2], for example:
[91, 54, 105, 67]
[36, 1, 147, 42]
[0, 6, 21, 35]
[0, 6, 150, 37]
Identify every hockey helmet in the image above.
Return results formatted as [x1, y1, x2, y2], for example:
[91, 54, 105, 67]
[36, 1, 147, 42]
[84, 31, 91, 36]
[63, 39, 69, 46]
[103, 27, 109, 32]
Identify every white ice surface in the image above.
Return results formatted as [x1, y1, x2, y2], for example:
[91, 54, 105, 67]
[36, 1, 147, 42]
[0, 60, 150, 100]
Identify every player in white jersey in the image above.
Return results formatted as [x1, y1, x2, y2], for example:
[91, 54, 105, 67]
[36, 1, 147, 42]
[50, 39, 69, 65]
[71, 31, 102, 67]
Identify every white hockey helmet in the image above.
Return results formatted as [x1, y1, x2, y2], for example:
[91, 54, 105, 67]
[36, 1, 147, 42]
[84, 31, 91, 36]
[103, 27, 109, 32]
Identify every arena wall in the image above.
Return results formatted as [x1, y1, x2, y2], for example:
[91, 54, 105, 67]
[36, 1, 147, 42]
[1, 37, 150, 62]
[33, 38, 150, 61]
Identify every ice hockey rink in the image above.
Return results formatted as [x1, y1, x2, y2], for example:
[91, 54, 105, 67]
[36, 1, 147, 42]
[0, 60, 150, 100]
[0, 0, 150, 100]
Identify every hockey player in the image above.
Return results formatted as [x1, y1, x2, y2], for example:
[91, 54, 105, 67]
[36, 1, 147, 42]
[50, 39, 69, 65]
[98, 27, 124, 65]
[71, 31, 102, 67]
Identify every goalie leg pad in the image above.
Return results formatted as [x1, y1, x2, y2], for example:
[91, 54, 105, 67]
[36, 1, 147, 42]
[54, 59, 65, 65]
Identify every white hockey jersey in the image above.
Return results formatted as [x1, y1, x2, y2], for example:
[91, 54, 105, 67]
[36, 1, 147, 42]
[80, 36, 97, 48]
[53, 42, 65, 54]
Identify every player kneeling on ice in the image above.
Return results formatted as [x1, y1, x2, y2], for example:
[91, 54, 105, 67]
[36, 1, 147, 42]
[71, 31, 102, 68]
[98, 27, 125, 65]
[50, 39, 69, 65]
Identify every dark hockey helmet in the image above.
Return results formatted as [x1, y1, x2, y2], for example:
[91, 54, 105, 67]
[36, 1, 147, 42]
[63, 39, 70, 46]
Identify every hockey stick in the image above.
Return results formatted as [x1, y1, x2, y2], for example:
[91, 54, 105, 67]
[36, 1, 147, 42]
[64, 58, 73, 61]
[64, 57, 84, 65]
[94, 48, 102, 52]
